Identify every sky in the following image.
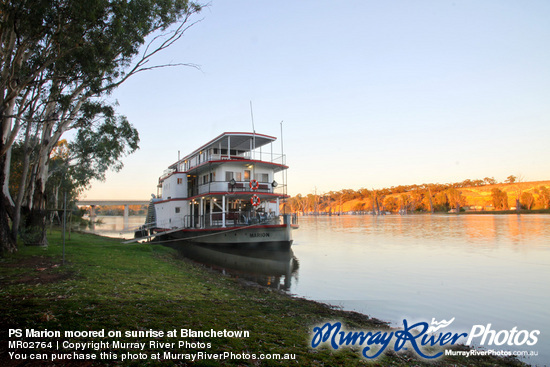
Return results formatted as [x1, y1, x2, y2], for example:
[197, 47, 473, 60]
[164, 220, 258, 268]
[82, 0, 550, 200]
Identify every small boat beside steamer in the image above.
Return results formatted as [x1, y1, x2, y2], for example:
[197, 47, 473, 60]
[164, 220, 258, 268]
[137, 132, 298, 248]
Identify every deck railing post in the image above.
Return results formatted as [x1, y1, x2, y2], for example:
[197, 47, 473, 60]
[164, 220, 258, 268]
[200, 197, 204, 228]
[209, 198, 213, 227]
[222, 195, 226, 228]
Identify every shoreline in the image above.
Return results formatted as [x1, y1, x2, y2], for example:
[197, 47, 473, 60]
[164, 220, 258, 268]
[459, 209, 550, 215]
[293, 209, 550, 216]
[1, 230, 528, 366]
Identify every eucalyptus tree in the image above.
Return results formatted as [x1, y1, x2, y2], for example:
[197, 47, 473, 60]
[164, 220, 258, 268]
[1, 0, 203, 252]
[446, 188, 465, 213]
[535, 186, 550, 209]
[491, 188, 509, 210]
[520, 192, 535, 211]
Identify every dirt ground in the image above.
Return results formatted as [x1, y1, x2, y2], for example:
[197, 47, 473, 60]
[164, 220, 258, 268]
[0, 256, 72, 286]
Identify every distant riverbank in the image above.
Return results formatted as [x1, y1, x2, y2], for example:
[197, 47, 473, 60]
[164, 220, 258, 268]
[461, 208, 550, 215]
[0, 230, 527, 366]
[286, 180, 550, 215]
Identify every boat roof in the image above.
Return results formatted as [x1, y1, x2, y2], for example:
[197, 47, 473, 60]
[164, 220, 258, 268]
[169, 132, 277, 169]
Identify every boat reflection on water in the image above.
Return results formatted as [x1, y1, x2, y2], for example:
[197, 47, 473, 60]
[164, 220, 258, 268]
[171, 242, 299, 291]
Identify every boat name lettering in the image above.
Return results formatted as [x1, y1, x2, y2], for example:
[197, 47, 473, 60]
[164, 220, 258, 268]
[250, 233, 270, 238]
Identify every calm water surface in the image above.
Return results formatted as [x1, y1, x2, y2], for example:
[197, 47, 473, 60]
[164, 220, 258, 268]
[83, 215, 146, 239]
[90, 214, 550, 364]
[292, 214, 550, 365]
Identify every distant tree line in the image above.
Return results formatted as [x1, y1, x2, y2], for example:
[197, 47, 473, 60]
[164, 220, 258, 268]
[284, 177, 550, 215]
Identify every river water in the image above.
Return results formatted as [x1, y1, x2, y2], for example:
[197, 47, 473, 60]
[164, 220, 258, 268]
[88, 214, 550, 365]
[83, 215, 147, 239]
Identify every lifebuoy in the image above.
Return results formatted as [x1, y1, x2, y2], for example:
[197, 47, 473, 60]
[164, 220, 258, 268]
[251, 194, 260, 206]
[249, 179, 259, 190]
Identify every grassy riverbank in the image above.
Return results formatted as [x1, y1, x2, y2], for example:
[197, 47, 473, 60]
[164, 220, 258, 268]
[1, 231, 526, 366]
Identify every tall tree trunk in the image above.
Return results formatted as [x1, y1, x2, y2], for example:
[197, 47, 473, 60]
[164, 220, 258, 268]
[23, 142, 50, 246]
[21, 99, 58, 247]
[23, 179, 48, 246]
[12, 119, 34, 240]
[1, 101, 17, 253]
[0, 152, 16, 253]
[427, 186, 434, 213]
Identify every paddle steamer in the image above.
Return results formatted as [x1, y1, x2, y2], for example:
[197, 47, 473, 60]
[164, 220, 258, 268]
[142, 132, 297, 248]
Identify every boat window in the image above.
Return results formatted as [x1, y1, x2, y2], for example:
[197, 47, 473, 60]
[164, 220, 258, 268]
[225, 171, 241, 182]
[254, 173, 269, 182]
[244, 170, 251, 181]
[177, 178, 183, 184]
[175, 207, 180, 213]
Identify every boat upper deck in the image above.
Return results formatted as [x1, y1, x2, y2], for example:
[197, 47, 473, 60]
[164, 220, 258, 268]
[164, 132, 287, 178]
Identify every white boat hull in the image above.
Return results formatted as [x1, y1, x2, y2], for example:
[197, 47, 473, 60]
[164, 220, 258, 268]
[156, 223, 294, 249]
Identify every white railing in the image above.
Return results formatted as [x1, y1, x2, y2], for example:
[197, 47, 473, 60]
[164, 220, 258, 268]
[154, 213, 296, 231]
[183, 211, 280, 229]
[159, 168, 175, 181]
[189, 151, 286, 169]
[196, 181, 278, 195]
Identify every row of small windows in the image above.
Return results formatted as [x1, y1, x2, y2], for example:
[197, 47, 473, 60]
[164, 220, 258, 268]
[202, 172, 215, 185]
[225, 171, 269, 183]
[172, 171, 269, 187]
[178, 148, 247, 171]
[212, 148, 245, 156]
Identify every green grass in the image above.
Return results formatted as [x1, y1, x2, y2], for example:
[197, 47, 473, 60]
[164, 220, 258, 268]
[1, 230, 527, 366]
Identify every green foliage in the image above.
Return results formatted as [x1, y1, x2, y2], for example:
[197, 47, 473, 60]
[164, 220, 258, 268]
[433, 191, 449, 212]
[383, 196, 399, 212]
[491, 188, 509, 210]
[446, 187, 466, 210]
[71, 107, 140, 180]
[520, 192, 535, 210]
[535, 186, 550, 209]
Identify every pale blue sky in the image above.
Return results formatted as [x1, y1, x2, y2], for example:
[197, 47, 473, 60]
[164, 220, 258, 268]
[84, 0, 550, 199]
